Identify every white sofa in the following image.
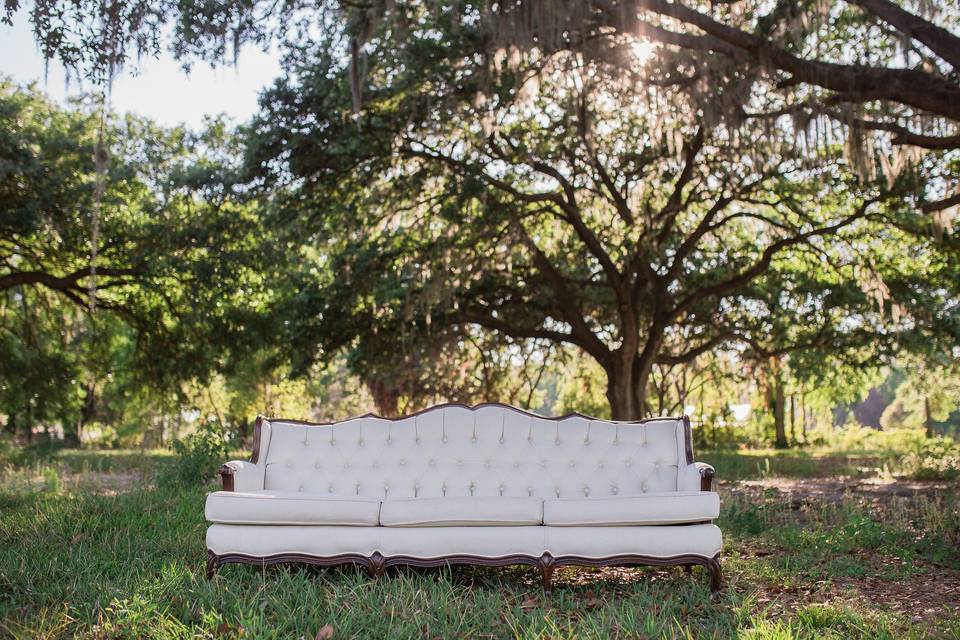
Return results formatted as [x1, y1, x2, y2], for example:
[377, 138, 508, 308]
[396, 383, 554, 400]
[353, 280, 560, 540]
[205, 403, 721, 595]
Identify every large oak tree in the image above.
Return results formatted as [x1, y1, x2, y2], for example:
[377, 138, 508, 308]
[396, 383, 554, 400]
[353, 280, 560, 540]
[246, 17, 955, 419]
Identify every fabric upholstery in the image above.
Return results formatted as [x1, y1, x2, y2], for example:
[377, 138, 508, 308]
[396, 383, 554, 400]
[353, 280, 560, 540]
[678, 462, 715, 492]
[379, 496, 543, 527]
[220, 460, 265, 492]
[543, 491, 719, 526]
[206, 523, 722, 559]
[261, 405, 686, 500]
[205, 490, 380, 525]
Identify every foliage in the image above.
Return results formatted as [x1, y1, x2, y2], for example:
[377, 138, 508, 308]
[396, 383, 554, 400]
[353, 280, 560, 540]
[162, 422, 231, 488]
[0, 82, 282, 443]
[241, 7, 959, 420]
[900, 438, 960, 481]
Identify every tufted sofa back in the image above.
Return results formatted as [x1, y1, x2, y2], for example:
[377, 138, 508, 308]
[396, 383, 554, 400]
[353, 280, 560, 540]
[257, 404, 692, 500]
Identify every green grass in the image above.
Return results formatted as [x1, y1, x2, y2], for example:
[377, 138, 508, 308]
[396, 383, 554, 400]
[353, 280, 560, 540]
[1, 450, 958, 639]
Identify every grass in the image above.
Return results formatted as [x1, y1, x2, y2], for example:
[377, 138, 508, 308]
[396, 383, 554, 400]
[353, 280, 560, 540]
[1, 448, 958, 639]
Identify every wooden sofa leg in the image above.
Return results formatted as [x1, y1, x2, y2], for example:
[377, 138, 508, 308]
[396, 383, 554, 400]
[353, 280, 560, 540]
[368, 552, 386, 578]
[205, 550, 219, 580]
[539, 553, 556, 596]
[683, 564, 692, 574]
[706, 555, 722, 600]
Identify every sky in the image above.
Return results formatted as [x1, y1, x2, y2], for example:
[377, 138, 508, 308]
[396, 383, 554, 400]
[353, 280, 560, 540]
[0, 11, 283, 128]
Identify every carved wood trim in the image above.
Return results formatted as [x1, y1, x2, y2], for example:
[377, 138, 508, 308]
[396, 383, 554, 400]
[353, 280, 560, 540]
[699, 466, 716, 492]
[218, 465, 235, 492]
[250, 415, 266, 464]
[682, 414, 694, 465]
[204, 549, 722, 595]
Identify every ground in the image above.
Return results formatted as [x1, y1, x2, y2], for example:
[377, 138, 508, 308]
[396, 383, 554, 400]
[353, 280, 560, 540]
[1, 448, 958, 639]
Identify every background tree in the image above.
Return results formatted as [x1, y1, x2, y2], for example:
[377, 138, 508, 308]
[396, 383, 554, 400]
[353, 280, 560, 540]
[0, 83, 277, 443]
[244, 13, 954, 419]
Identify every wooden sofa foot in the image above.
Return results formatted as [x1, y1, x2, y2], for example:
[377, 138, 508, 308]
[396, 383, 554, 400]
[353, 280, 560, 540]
[683, 564, 692, 574]
[706, 555, 722, 600]
[539, 553, 556, 596]
[206, 550, 219, 579]
[368, 552, 386, 578]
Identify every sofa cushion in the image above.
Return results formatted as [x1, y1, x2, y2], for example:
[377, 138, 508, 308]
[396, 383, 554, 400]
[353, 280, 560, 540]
[205, 490, 380, 526]
[379, 496, 543, 527]
[543, 491, 719, 526]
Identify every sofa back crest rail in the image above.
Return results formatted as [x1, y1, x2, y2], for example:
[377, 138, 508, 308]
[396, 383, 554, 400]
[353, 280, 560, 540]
[205, 403, 721, 596]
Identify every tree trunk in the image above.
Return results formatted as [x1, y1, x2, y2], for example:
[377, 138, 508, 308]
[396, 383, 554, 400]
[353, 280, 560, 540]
[924, 396, 934, 438]
[367, 379, 400, 417]
[773, 381, 787, 448]
[606, 358, 648, 420]
[800, 389, 808, 439]
[789, 394, 796, 444]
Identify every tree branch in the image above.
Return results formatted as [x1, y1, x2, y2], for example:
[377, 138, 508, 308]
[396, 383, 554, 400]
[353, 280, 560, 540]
[847, 0, 960, 71]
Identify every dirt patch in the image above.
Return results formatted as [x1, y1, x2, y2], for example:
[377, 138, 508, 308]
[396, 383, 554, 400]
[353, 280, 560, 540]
[70, 471, 142, 493]
[727, 476, 952, 505]
[749, 555, 960, 625]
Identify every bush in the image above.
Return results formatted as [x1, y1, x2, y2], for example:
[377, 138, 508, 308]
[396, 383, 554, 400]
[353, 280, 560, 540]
[899, 437, 960, 481]
[161, 421, 231, 488]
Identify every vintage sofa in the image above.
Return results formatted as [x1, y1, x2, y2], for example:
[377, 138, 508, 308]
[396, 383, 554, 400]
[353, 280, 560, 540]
[205, 403, 721, 595]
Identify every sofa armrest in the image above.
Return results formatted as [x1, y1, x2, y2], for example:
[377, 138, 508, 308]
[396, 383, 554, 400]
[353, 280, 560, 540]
[218, 460, 264, 492]
[678, 462, 716, 492]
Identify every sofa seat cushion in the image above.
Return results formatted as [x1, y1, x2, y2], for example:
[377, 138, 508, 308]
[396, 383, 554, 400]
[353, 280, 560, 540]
[205, 490, 380, 526]
[543, 491, 719, 526]
[379, 497, 543, 527]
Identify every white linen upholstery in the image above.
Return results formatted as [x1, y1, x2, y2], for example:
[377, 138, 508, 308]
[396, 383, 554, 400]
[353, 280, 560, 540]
[206, 523, 722, 559]
[261, 405, 686, 500]
[220, 460, 265, 493]
[543, 491, 720, 526]
[678, 462, 715, 492]
[205, 490, 380, 525]
[380, 497, 543, 527]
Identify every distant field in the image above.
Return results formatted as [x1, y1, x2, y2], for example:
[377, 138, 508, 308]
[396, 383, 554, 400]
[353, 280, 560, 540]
[1, 447, 958, 639]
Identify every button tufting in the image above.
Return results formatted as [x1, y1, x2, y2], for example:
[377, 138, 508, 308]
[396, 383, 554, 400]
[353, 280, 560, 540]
[328, 485, 334, 493]
[456, 457, 464, 467]
[399, 458, 406, 466]
[314, 461, 322, 469]
[484, 459, 491, 468]
[513, 461, 520, 469]
[583, 485, 590, 496]
[429, 458, 436, 467]
[625, 458, 633, 467]
[298, 485, 304, 492]
[568, 459, 576, 468]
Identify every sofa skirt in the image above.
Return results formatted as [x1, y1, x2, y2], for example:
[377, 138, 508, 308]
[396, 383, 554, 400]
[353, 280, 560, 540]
[206, 523, 722, 560]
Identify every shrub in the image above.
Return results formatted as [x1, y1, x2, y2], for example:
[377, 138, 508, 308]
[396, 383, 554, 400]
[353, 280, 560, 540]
[161, 421, 231, 488]
[899, 437, 960, 481]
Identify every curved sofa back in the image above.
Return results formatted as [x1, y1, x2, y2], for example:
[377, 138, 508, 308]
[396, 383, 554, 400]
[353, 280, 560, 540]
[256, 404, 691, 500]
